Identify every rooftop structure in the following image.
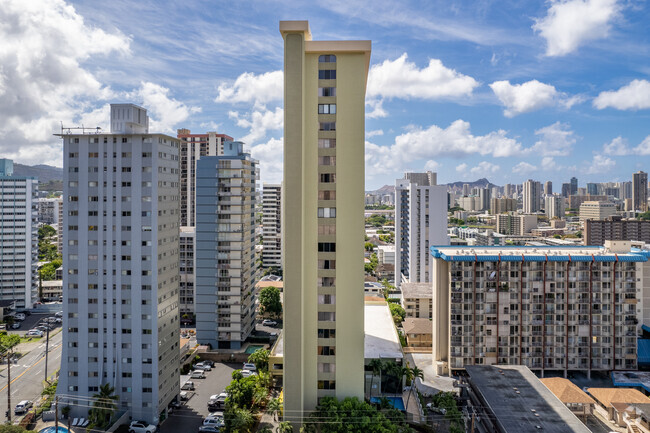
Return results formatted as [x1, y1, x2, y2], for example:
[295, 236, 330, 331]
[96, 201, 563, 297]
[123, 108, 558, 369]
[465, 365, 592, 433]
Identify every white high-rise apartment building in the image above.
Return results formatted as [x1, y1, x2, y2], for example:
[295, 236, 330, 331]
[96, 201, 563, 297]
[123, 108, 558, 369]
[523, 179, 542, 213]
[545, 194, 565, 219]
[0, 159, 38, 309]
[57, 104, 180, 423]
[38, 197, 63, 225]
[177, 128, 233, 227]
[179, 227, 195, 315]
[195, 141, 258, 349]
[396, 172, 449, 286]
[262, 184, 282, 270]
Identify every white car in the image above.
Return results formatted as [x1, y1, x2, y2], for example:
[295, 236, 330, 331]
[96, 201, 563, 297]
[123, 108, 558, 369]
[14, 313, 25, 321]
[203, 414, 224, 427]
[26, 329, 43, 337]
[208, 393, 228, 409]
[262, 319, 277, 327]
[194, 362, 212, 371]
[242, 363, 256, 372]
[14, 400, 33, 414]
[128, 420, 157, 433]
[180, 391, 189, 400]
[241, 369, 256, 378]
[190, 370, 206, 379]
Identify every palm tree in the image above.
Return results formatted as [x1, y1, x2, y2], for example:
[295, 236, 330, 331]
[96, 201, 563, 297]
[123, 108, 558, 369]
[367, 359, 384, 399]
[276, 421, 293, 433]
[268, 397, 283, 421]
[229, 407, 254, 433]
[87, 383, 119, 430]
[405, 366, 424, 413]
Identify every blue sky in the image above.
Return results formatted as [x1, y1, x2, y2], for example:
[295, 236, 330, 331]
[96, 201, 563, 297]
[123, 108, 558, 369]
[0, 0, 648, 190]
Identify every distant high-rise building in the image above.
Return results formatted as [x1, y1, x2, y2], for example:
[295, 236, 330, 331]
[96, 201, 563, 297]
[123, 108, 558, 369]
[262, 183, 282, 269]
[633, 171, 648, 212]
[38, 197, 62, 225]
[177, 128, 233, 227]
[587, 183, 598, 196]
[281, 20, 370, 416]
[0, 160, 38, 309]
[179, 227, 196, 315]
[396, 173, 449, 286]
[579, 201, 617, 222]
[544, 181, 552, 195]
[570, 177, 578, 196]
[561, 183, 571, 198]
[195, 141, 258, 349]
[462, 183, 470, 196]
[478, 187, 491, 211]
[490, 197, 517, 214]
[405, 171, 436, 186]
[57, 104, 180, 423]
[545, 194, 565, 219]
[523, 179, 542, 213]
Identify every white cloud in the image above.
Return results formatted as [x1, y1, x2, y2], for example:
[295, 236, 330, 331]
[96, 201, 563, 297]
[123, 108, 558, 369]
[456, 163, 468, 173]
[529, 122, 576, 156]
[0, 0, 130, 164]
[215, 70, 283, 107]
[366, 53, 479, 100]
[365, 119, 524, 174]
[365, 99, 388, 118]
[135, 82, 201, 133]
[489, 80, 581, 117]
[586, 154, 615, 174]
[533, 0, 622, 56]
[366, 129, 384, 138]
[513, 161, 537, 174]
[541, 157, 558, 171]
[229, 107, 283, 145]
[250, 137, 283, 184]
[424, 160, 440, 171]
[602, 135, 650, 155]
[593, 79, 650, 110]
[470, 161, 500, 176]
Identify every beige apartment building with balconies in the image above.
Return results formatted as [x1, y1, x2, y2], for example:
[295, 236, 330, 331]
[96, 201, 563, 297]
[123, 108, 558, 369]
[431, 242, 648, 377]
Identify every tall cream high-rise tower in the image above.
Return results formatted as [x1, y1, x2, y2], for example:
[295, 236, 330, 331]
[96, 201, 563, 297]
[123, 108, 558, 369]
[280, 21, 371, 420]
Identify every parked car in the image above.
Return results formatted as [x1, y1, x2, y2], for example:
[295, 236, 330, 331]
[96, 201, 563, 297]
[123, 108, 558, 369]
[242, 363, 256, 372]
[261, 319, 277, 327]
[180, 391, 189, 400]
[202, 360, 215, 368]
[190, 370, 206, 379]
[11, 322, 21, 329]
[55, 317, 62, 323]
[46, 317, 58, 323]
[208, 393, 228, 410]
[55, 311, 63, 318]
[26, 329, 43, 337]
[128, 420, 157, 433]
[203, 414, 224, 428]
[194, 362, 211, 371]
[14, 313, 25, 321]
[240, 370, 255, 378]
[181, 381, 195, 391]
[198, 426, 220, 433]
[14, 400, 33, 415]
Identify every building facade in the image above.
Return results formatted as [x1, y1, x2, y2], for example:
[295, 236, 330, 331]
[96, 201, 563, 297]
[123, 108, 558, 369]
[0, 161, 38, 309]
[179, 227, 195, 315]
[579, 201, 616, 222]
[262, 183, 282, 270]
[431, 244, 645, 377]
[585, 217, 650, 246]
[57, 104, 180, 423]
[38, 197, 63, 225]
[523, 179, 542, 213]
[395, 173, 449, 286]
[401, 282, 433, 319]
[195, 142, 258, 349]
[545, 194, 565, 219]
[281, 20, 369, 418]
[633, 171, 648, 212]
[177, 128, 233, 227]
[496, 213, 537, 236]
[490, 197, 517, 215]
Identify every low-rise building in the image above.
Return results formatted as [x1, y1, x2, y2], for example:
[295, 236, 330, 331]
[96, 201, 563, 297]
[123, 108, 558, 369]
[402, 318, 432, 348]
[579, 201, 616, 222]
[401, 282, 432, 319]
[464, 365, 591, 433]
[540, 377, 595, 419]
[588, 388, 650, 426]
[496, 213, 537, 235]
[40, 280, 63, 302]
[585, 216, 650, 246]
[376, 245, 395, 266]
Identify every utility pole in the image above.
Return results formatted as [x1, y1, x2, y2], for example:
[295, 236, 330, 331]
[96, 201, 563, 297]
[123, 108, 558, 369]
[44, 322, 50, 383]
[470, 412, 475, 433]
[7, 352, 11, 423]
[54, 396, 59, 431]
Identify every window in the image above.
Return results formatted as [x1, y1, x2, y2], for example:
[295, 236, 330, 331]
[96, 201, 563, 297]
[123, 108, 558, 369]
[318, 190, 336, 200]
[318, 312, 336, 321]
[320, 173, 336, 183]
[318, 55, 336, 63]
[318, 242, 336, 252]
[318, 104, 336, 114]
[318, 207, 336, 218]
[318, 328, 336, 338]
[318, 225, 336, 235]
[318, 260, 336, 270]
[318, 380, 336, 390]
[318, 70, 336, 80]
[318, 87, 336, 97]
[317, 346, 336, 355]
[319, 122, 336, 131]
[318, 294, 336, 305]
[318, 156, 336, 166]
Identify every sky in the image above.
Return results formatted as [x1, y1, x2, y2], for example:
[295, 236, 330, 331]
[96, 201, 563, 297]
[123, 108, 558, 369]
[0, 0, 649, 190]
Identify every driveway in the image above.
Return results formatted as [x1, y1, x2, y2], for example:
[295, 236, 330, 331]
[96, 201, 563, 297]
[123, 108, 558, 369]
[161, 362, 237, 433]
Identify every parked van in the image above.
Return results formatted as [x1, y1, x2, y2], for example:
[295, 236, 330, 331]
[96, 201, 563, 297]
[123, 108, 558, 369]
[190, 370, 206, 379]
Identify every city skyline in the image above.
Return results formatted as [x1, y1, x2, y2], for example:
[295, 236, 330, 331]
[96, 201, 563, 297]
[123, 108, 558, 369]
[1, 0, 649, 190]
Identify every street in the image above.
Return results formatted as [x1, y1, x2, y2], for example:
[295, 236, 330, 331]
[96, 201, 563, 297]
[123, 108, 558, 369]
[161, 362, 237, 433]
[0, 316, 63, 423]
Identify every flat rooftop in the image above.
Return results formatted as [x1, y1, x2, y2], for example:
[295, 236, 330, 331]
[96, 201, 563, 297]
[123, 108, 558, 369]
[401, 282, 432, 298]
[364, 301, 403, 361]
[466, 365, 591, 433]
[431, 245, 649, 262]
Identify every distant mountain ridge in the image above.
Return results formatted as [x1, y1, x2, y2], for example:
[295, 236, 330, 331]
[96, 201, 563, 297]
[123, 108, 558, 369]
[445, 178, 498, 190]
[13, 163, 63, 183]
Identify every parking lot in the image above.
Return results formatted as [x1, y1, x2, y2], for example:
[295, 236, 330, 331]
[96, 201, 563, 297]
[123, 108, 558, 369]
[6, 312, 61, 336]
[161, 362, 237, 433]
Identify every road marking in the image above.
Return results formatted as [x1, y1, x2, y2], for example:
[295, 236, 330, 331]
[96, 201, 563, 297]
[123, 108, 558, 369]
[0, 342, 62, 393]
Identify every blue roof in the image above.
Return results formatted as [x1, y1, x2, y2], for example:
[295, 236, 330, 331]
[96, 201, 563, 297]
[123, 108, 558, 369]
[430, 246, 648, 263]
[594, 255, 617, 262]
[523, 255, 546, 262]
[637, 339, 650, 366]
[500, 255, 521, 262]
[548, 256, 570, 262]
[476, 255, 500, 261]
[570, 255, 593, 262]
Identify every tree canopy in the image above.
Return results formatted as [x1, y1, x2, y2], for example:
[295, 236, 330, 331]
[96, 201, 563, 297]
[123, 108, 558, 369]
[389, 303, 406, 325]
[259, 286, 282, 316]
[247, 348, 269, 372]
